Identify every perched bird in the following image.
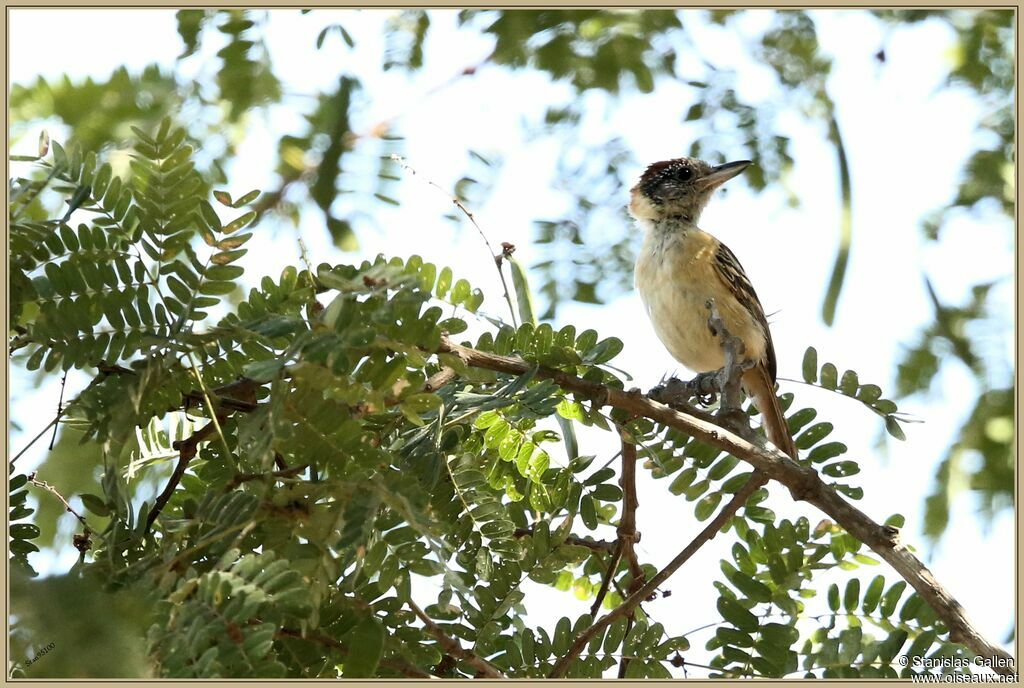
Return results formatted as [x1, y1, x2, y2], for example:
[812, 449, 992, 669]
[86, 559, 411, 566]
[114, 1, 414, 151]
[630, 157, 798, 459]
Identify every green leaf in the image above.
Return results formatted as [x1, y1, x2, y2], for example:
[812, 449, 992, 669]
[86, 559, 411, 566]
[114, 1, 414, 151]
[583, 467, 615, 486]
[436, 266, 453, 297]
[819, 362, 838, 390]
[801, 347, 818, 383]
[243, 358, 284, 381]
[862, 575, 885, 614]
[839, 370, 859, 396]
[795, 422, 833, 450]
[843, 578, 860, 612]
[580, 495, 598, 530]
[694, 492, 722, 521]
[555, 415, 578, 461]
[822, 461, 860, 478]
[884, 416, 906, 441]
[604, 617, 628, 654]
[725, 569, 772, 603]
[234, 189, 261, 207]
[553, 616, 571, 655]
[198, 200, 222, 231]
[223, 210, 257, 234]
[450, 278, 471, 305]
[808, 441, 847, 463]
[827, 583, 840, 611]
[508, 256, 538, 327]
[10, 523, 41, 539]
[213, 248, 247, 265]
[591, 484, 622, 502]
[856, 384, 882, 403]
[585, 337, 623, 365]
[880, 581, 907, 617]
[344, 617, 385, 677]
[717, 597, 758, 633]
[80, 493, 110, 517]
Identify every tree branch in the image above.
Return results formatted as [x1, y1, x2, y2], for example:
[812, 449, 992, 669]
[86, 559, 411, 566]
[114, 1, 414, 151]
[436, 335, 1015, 675]
[407, 599, 504, 678]
[145, 419, 222, 533]
[591, 432, 645, 618]
[424, 365, 458, 392]
[551, 472, 767, 677]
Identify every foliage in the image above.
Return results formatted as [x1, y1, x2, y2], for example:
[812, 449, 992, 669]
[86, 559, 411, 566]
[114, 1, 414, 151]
[7, 8, 1011, 680]
[874, 9, 1014, 542]
[7, 117, 994, 678]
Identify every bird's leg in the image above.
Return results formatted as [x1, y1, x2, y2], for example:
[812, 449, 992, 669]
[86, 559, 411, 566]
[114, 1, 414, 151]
[649, 373, 717, 408]
[647, 301, 757, 438]
[704, 300, 756, 438]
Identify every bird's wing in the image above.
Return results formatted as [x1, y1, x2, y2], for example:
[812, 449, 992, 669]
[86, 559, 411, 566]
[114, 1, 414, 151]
[712, 241, 777, 383]
[711, 241, 797, 459]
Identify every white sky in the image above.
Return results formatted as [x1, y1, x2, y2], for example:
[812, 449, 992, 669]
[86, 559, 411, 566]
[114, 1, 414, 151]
[9, 8, 1015, 672]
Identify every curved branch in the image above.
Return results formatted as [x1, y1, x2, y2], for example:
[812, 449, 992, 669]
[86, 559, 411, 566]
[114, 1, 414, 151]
[551, 472, 767, 678]
[436, 335, 1015, 676]
[407, 599, 504, 678]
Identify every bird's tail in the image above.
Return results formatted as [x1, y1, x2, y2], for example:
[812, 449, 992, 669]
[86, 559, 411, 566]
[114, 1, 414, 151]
[742, 363, 798, 460]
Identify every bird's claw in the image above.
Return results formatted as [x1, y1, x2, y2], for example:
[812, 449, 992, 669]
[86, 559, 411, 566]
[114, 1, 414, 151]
[649, 374, 719, 408]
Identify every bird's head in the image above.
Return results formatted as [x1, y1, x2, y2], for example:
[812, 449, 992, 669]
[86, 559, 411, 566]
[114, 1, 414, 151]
[629, 157, 752, 225]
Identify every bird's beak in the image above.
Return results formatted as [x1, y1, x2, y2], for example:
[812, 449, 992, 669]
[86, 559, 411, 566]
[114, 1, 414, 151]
[697, 160, 753, 190]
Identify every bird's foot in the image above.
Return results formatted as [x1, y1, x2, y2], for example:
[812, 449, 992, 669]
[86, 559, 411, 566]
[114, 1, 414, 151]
[649, 373, 719, 408]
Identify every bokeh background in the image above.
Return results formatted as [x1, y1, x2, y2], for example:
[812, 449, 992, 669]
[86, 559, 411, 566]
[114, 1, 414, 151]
[8, 8, 1015, 673]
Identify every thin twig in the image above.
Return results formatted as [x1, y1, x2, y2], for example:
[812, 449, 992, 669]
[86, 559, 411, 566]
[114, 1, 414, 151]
[550, 472, 767, 677]
[436, 336, 1015, 675]
[590, 541, 624, 618]
[591, 432, 644, 617]
[615, 433, 645, 678]
[48, 373, 68, 450]
[391, 154, 519, 328]
[408, 599, 504, 678]
[617, 434, 645, 586]
[11, 415, 60, 466]
[28, 474, 90, 531]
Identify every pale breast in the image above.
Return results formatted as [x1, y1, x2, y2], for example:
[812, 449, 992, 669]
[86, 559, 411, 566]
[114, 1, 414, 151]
[635, 227, 765, 374]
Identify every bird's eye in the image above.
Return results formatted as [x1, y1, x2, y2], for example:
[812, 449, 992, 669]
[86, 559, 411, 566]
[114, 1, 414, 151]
[677, 167, 694, 181]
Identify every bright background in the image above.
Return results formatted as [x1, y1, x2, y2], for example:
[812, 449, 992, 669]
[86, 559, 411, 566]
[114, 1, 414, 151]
[9, 8, 1015, 667]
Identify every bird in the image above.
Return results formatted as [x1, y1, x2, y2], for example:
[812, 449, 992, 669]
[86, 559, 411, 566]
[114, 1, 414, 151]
[630, 156, 798, 460]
